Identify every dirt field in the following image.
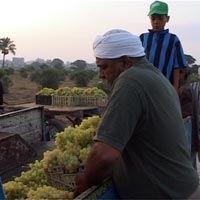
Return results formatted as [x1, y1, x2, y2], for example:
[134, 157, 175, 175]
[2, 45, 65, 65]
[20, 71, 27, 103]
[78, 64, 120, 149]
[3, 72, 80, 126]
[4, 72, 75, 105]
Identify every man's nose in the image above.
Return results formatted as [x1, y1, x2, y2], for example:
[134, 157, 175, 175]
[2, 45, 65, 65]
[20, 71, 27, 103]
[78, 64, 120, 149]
[99, 70, 105, 79]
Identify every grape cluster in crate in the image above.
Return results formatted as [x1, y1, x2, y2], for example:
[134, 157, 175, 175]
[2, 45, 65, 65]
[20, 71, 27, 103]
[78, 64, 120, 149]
[3, 115, 101, 199]
[3, 115, 100, 200]
[35, 87, 108, 107]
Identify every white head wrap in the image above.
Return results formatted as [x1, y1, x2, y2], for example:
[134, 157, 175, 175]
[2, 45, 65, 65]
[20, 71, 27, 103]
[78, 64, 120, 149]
[93, 29, 145, 59]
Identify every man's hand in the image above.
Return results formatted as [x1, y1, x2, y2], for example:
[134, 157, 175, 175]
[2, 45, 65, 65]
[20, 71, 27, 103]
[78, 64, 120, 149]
[74, 171, 90, 197]
[74, 142, 121, 197]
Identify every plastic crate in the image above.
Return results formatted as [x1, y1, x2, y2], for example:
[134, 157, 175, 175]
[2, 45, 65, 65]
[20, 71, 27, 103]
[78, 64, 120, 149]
[51, 95, 108, 107]
[51, 96, 80, 107]
[45, 169, 76, 191]
[79, 96, 108, 107]
[35, 95, 52, 105]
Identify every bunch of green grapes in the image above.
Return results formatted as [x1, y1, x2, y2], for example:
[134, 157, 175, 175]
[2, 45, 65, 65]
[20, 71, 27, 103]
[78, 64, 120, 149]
[42, 149, 61, 172]
[3, 181, 29, 199]
[3, 115, 103, 200]
[55, 126, 77, 151]
[83, 87, 107, 97]
[79, 115, 101, 131]
[73, 128, 94, 148]
[14, 160, 48, 190]
[58, 151, 80, 173]
[45, 116, 100, 173]
[55, 87, 73, 96]
[79, 144, 92, 165]
[36, 87, 55, 96]
[83, 87, 93, 96]
[27, 185, 74, 200]
[59, 141, 81, 156]
[71, 87, 85, 96]
[86, 126, 98, 138]
[91, 87, 108, 97]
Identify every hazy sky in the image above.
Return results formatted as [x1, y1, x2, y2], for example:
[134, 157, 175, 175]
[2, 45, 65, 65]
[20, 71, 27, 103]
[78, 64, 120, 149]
[1, 0, 200, 64]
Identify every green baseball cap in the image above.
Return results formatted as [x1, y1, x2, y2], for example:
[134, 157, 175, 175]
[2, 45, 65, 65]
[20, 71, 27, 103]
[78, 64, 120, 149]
[148, 1, 168, 16]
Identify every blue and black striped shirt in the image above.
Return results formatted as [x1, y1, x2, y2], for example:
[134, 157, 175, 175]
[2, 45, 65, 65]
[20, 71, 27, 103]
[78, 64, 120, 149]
[140, 29, 188, 82]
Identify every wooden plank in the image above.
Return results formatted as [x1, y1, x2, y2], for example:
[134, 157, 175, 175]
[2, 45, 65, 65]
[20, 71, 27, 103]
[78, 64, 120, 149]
[5, 103, 101, 117]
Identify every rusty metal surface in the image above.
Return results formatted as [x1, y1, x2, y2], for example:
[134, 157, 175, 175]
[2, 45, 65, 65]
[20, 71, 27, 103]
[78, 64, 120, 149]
[0, 133, 37, 182]
[1, 139, 55, 183]
[0, 132, 15, 139]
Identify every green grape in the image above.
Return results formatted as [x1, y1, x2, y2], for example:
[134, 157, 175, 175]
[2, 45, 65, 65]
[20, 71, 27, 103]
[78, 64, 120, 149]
[79, 145, 92, 164]
[3, 114, 102, 199]
[3, 181, 29, 199]
[55, 87, 73, 96]
[36, 87, 55, 95]
[71, 87, 85, 96]
[14, 160, 48, 190]
[79, 115, 101, 130]
[42, 149, 61, 171]
[27, 185, 74, 199]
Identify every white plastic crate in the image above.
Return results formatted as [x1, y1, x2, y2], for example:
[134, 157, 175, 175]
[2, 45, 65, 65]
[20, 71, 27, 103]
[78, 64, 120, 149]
[51, 96, 107, 107]
[51, 96, 80, 106]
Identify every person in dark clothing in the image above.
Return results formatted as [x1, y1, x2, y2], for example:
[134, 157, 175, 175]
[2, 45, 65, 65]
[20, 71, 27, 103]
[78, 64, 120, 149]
[191, 79, 200, 162]
[178, 69, 199, 169]
[74, 29, 200, 199]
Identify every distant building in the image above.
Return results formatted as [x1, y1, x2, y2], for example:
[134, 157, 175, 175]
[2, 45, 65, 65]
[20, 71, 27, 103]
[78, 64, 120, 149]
[12, 57, 25, 68]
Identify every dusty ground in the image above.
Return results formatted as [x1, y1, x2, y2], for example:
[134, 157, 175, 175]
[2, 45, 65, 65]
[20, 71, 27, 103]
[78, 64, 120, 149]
[3, 72, 76, 124]
[4, 73, 38, 105]
[4, 72, 75, 105]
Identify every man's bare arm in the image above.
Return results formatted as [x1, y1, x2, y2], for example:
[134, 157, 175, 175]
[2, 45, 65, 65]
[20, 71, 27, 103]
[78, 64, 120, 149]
[74, 141, 121, 197]
[173, 68, 181, 91]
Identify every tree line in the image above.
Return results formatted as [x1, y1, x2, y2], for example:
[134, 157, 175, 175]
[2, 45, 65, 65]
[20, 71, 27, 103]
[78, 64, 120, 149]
[0, 59, 105, 94]
[0, 37, 199, 93]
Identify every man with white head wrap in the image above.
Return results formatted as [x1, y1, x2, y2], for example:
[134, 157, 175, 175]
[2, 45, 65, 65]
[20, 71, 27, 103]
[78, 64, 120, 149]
[93, 29, 145, 59]
[75, 29, 199, 199]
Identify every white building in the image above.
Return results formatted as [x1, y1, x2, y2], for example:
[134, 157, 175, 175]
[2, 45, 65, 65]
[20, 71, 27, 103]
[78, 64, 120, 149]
[12, 57, 25, 68]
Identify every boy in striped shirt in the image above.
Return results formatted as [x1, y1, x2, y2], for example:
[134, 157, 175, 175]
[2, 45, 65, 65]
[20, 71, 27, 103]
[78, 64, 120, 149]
[140, 1, 188, 90]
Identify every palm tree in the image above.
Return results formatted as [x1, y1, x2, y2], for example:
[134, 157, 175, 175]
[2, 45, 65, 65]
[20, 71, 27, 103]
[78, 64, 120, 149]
[0, 37, 16, 68]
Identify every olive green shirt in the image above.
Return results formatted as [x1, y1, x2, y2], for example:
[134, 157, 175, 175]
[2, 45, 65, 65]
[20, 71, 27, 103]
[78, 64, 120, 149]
[94, 58, 199, 199]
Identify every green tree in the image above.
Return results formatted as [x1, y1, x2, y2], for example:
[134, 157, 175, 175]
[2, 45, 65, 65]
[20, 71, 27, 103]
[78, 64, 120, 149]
[30, 67, 64, 89]
[0, 37, 16, 68]
[0, 68, 5, 79]
[51, 58, 64, 69]
[1, 75, 13, 93]
[69, 69, 97, 87]
[3, 67, 14, 75]
[0, 68, 13, 93]
[187, 73, 198, 83]
[19, 67, 28, 78]
[185, 54, 196, 65]
[71, 60, 87, 70]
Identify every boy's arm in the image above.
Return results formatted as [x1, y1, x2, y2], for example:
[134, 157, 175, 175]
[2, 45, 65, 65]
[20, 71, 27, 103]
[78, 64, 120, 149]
[173, 68, 181, 91]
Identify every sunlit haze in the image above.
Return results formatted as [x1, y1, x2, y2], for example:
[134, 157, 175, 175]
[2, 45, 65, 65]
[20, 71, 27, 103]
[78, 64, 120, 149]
[1, 0, 200, 64]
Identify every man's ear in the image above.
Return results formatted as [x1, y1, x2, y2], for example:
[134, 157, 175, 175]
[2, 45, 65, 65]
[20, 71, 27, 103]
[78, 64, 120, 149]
[122, 56, 133, 69]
